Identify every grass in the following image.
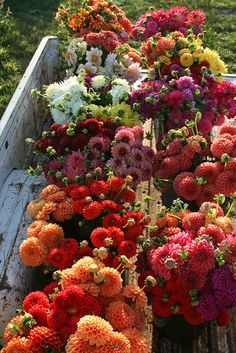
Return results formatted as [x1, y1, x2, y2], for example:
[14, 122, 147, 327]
[0, 0, 61, 117]
[0, 0, 235, 117]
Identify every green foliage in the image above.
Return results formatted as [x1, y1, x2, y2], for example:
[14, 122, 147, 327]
[0, 0, 20, 116]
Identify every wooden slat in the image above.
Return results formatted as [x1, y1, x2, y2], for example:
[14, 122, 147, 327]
[0, 171, 46, 339]
[0, 36, 59, 188]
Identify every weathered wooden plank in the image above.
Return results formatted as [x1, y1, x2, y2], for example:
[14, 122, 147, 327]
[0, 36, 59, 187]
[0, 171, 46, 339]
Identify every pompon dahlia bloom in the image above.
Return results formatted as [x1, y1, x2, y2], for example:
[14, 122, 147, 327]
[75, 315, 114, 346]
[105, 300, 135, 331]
[122, 327, 151, 353]
[99, 267, 123, 297]
[23, 291, 49, 312]
[122, 284, 148, 309]
[1, 337, 33, 353]
[29, 326, 63, 351]
[19, 238, 48, 266]
[102, 331, 131, 353]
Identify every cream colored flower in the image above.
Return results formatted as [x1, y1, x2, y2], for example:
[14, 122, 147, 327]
[86, 47, 103, 66]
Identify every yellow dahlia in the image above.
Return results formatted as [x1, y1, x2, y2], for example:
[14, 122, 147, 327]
[122, 328, 151, 353]
[178, 48, 191, 56]
[110, 103, 142, 127]
[27, 199, 46, 218]
[180, 52, 194, 67]
[105, 300, 135, 331]
[199, 48, 227, 75]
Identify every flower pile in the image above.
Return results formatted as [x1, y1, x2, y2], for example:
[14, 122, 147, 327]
[40, 73, 133, 124]
[108, 125, 155, 186]
[133, 6, 205, 40]
[140, 30, 227, 79]
[64, 33, 141, 83]
[153, 123, 236, 206]
[1, 255, 151, 353]
[129, 74, 236, 132]
[137, 200, 236, 326]
[55, 0, 133, 42]
[21, 177, 149, 270]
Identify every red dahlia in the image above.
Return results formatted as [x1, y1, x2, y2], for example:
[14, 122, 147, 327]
[23, 291, 50, 312]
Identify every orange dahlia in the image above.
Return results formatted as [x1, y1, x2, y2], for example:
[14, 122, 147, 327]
[60, 268, 79, 289]
[26, 220, 47, 239]
[38, 223, 64, 250]
[65, 335, 95, 353]
[46, 190, 67, 203]
[133, 308, 146, 332]
[29, 326, 63, 351]
[39, 185, 61, 199]
[105, 300, 135, 331]
[19, 238, 47, 266]
[103, 331, 131, 353]
[52, 199, 75, 222]
[99, 267, 123, 297]
[75, 315, 113, 346]
[3, 337, 33, 353]
[122, 284, 147, 309]
[122, 328, 151, 353]
[36, 201, 57, 220]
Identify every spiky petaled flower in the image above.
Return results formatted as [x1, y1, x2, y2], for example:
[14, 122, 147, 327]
[23, 291, 49, 312]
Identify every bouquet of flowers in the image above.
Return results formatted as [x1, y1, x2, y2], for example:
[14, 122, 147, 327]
[133, 6, 205, 40]
[1, 254, 151, 353]
[129, 73, 236, 133]
[30, 117, 118, 158]
[55, 0, 133, 43]
[136, 199, 236, 327]
[20, 176, 150, 270]
[35, 73, 133, 124]
[107, 125, 156, 187]
[141, 30, 227, 80]
[64, 32, 141, 83]
[153, 123, 236, 206]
